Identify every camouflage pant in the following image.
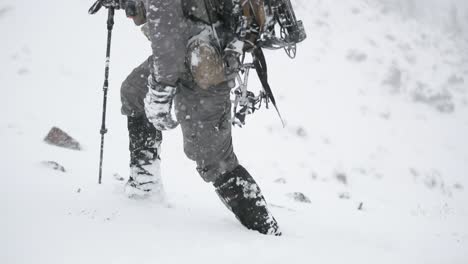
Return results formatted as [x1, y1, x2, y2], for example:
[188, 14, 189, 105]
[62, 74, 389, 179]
[120, 47, 238, 182]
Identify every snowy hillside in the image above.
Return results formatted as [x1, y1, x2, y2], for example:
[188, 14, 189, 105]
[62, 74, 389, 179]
[377, 0, 468, 38]
[1, 0, 467, 263]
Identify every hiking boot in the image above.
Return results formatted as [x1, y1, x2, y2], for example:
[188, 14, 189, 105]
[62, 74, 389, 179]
[125, 115, 165, 201]
[214, 165, 281, 236]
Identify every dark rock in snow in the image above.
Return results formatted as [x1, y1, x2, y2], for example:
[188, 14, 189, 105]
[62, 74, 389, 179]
[346, 50, 367, 62]
[382, 66, 402, 94]
[453, 183, 463, 190]
[17, 67, 29, 75]
[113, 173, 125, 181]
[338, 192, 351, 199]
[287, 192, 312, 203]
[423, 170, 442, 189]
[412, 84, 455, 113]
[409, 168, 420, 178]
[351, 7, 361, 15]
[41, 161, 66, 173]
[295, 127, 308, 138]
[335, 172, 348, 185]
[310, 171, 318, 180]
[0, 6, 13, 18]
[379, 111, 391, 120]
[322, 137, 331, 145]
[385, 34, 396, 41]
[424, 176, 438, 189]
[44, 127, 82, 150]
[274, 178, 287, 184]
[448, 75, 464, 85]
[358, 202, 364, 211]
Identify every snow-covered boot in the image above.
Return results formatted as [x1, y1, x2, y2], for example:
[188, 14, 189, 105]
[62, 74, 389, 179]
[125, 115, 165, 201]
[214, 165, 282, 236]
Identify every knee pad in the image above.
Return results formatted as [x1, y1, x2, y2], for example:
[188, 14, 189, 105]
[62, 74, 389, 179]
[187, 37, 226, 90]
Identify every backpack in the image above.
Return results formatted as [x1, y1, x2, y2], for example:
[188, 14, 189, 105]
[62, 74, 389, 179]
[182, 0, 307, 126]
[182, 0, 306, 56]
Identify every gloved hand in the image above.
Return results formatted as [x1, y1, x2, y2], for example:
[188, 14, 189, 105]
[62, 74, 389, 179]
[89, 0, 143, 16]
[144, 75, 179, 131]
[224, 39, 244, 76]
[124, 0, 147, 26]
[224, 50, 241, 76]
[89, 0, 121, 14]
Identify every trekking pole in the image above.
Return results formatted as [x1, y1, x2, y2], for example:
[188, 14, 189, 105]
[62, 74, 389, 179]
[97, 7, 115, 184]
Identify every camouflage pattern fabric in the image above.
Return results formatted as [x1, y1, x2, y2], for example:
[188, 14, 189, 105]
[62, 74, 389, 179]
[121, 0, 238, 181]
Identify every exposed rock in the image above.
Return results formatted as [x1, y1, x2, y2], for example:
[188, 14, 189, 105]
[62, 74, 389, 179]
[0, 6, 13, 18]
[113, 173, 125, 182]
[295, 127, 308, 138]
[287, 192, 312, 203]
[44, 127, 82, 151]
[353, 167, 367, 175]
[358, 202, 364, 211]
[410, 169, 458, 197]
[409, 168, 420, 178]
[367, 39, 378, 47]
[310, 171, 318, 180]
[448, 75, 464, 85]
[335, 172, 348, 185]
[423, 173, 439, 189]
[385, 34, 396, 41]
[322, 137, 331, 145]
[17, 67, 29, 75]
[274, 178, 287, 184]
[346, 49, 368, 62]
[379, 111, 391, 120]
[338, 192, 351, 199]
[351, 7, 361, 15]
[314, 20, 329, 28]
[41, 161, 66, 173]
[412, 84, 455, 113]
[374, 172, 384, 179]
[382, 66, 403, 94]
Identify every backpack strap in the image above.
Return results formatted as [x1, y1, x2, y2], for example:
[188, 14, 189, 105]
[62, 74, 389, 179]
[252, 47, 285, 126]
[238, 0, 268, 50]
[242, 0, 267, 30]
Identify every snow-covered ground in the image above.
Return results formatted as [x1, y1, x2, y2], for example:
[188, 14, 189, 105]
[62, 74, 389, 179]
[1, 0, 467, 263]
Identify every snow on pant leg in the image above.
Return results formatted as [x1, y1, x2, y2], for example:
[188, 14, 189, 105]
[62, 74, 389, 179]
[175, 81, 239, 183]
[145, 0, 187, 86]
[120, 56, 152, 117]
[126, 113, 165, 198]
